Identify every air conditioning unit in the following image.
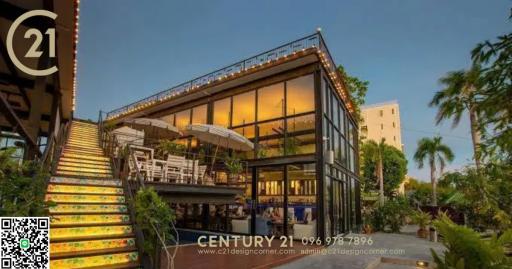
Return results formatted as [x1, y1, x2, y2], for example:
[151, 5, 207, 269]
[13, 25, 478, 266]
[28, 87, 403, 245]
[325, 150, 334, 165]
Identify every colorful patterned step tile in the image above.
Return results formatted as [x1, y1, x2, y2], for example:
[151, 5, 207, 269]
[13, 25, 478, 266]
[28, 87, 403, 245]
[49, 251, 138, 268]
[49, 204, 128, 214]
[58, 158, 110, 166]
[51, 225, 133, 240]
[50, 238, 136, 254]
[51, 214, 130, 225]
[64, 145, 102, 151]
[47, 184, 123, 195]
[56, 166, 112, 174]
[56, 161, 111, 169]
[66, 143, 100, 149]
[49, 177, 121, 186]
[45, 194, 125, 204]
[61, 153, 109, 161]
[56, 171, 113, 178]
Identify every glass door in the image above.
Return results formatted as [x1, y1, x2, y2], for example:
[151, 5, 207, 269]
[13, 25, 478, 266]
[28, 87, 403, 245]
[256, 166, 284, 236]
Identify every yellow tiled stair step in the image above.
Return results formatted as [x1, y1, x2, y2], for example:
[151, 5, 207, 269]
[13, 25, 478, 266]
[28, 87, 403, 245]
[56, 170, 113, 177]
[69, 131, 99, 136]
[65, 143, 101, 148]
[66, 143, 100, 149]
[47, 184, 123, 194]
[51, 214, 131, 226]
[61, 152, 105, 158]
[57, 166, 112, 174]
[49, 204, 128, 214]
[61, 153, 109, 161]
[64, 147, 103, 152]
[57, 161, 111, 169]
[65, 142, 101, 147]
[49, 177, 121, 186]
[45, 194, 125, 203]
[51, 225, 133, 240]
[50, 237, 136, 255]
[56, 171, 113, 178]
[49, 251, 139, 268]
[62, 149, 104, 155]
[67, 136, 98, 141]
[58, 157, 110, 166]
[68, 133, 98, 138]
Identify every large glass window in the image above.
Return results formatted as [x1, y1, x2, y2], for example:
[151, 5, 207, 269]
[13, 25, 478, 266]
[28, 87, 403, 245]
[161, 113, 175, 126]
[288, 163, 317, 239]
[192, 104, 207, 124]
[213, 98, 231, 127]
[232, 91, 255, 126]
[258, 83, 284, 121]
[175, 109, 191, 130]
[256, 166, 284, 236]
[287, 114, 315, 133]
[286, 134, 315, 155]
[232, 125, 255, 139]
[286, 74, 314, 115]
[257, 120, 284, 158]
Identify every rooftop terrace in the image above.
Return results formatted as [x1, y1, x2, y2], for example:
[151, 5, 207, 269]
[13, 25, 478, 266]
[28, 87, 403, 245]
[105, 32, 353, 120]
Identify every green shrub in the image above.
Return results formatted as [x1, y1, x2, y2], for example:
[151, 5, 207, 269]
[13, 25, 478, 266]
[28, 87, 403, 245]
[431, 213, 512, 269]
[0, 148, 53, 216]
[370, 197, 411, 233]
[134, 187, 175, 265]
[412, 210, 432, 229]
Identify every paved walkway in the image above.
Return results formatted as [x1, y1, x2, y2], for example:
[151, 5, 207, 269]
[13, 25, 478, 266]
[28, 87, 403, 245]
[276, 230, 445, 269]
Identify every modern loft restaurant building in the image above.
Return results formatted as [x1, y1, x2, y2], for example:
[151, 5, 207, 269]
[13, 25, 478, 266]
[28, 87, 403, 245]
[105, 32, 361, 241]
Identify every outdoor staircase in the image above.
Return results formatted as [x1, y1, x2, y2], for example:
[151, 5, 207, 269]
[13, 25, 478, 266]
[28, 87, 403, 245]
[47, 121, 141, 269]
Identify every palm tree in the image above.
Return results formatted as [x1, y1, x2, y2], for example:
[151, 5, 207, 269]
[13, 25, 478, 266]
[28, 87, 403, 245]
[429, 65, 482, 169]
[364, 139, 386, 206]
[413, 136, 454, 206]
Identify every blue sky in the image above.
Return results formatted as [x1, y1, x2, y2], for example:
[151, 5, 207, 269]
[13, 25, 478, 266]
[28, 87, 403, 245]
[76, 0, 511, 181]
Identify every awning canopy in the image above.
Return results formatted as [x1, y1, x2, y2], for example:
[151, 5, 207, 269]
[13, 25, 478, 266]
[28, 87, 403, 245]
[183, 124, 254, 152]
[124, 118, 181, 140]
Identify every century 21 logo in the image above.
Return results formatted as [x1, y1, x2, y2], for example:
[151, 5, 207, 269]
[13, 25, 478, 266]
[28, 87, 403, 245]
[6, 10, 58, 76]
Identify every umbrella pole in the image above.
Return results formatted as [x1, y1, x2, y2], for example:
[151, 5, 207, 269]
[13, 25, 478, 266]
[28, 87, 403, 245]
[210, 144, 219, 177]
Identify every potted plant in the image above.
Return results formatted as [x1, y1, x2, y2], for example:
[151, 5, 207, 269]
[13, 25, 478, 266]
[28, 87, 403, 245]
[224, 155, 243, 183]
[412, 210, 431, 238]
[156, 139, 186, 157]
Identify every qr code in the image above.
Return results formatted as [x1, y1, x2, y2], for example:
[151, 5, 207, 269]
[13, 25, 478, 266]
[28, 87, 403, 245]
[0, 217, 49, 269]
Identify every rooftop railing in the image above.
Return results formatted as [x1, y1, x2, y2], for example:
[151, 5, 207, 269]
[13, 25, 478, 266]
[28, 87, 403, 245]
[105, 31, 345, 120]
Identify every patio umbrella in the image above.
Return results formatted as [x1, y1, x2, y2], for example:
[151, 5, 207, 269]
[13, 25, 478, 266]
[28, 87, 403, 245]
[183, 124, 254, 172]
[123, 118, 181, 140]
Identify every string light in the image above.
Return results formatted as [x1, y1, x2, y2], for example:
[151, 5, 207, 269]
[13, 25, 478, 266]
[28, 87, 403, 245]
[105, 35, 355, 120]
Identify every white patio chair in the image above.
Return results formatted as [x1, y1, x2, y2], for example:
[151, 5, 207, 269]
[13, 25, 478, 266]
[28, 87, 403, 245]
[183, 159, 199, 184]
[129, 146, 154, 181]
[196, 165, 207, 184]
[165, 155, 186, 183]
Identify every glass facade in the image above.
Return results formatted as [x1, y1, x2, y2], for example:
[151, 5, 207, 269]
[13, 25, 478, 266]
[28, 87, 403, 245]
[158, 71, 359, 240]
[321, 76, 361, 237]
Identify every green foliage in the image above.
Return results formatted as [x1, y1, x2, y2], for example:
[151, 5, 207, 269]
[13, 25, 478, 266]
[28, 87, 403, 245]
[0, 148, 53, 216]
[134, 187, 174, 264]
[411, 210, 432, 229]
[156, 139, 186, 157]
[472, 28, 512, 157]
[361, 141, 407, 195]
[438, 165, 512, 232]
[224, 154, 243, 175]
[337, 65, 369, 121]
[431, 213, 512, 269]
[370, 197, 411, 233]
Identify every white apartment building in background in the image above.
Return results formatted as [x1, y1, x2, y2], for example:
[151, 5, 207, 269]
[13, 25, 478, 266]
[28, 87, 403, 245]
[360, 100, 408, 194]
[360, 100, 403, 151]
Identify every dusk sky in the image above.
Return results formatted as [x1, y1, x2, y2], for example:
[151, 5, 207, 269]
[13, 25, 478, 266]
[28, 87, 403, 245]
[75, 0, 511, 181]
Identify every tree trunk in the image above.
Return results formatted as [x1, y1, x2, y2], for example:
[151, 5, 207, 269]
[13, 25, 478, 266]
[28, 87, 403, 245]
[469, 105, 482, 170]
[378, 158, 385, 206]
[430, 159, 437, 207]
